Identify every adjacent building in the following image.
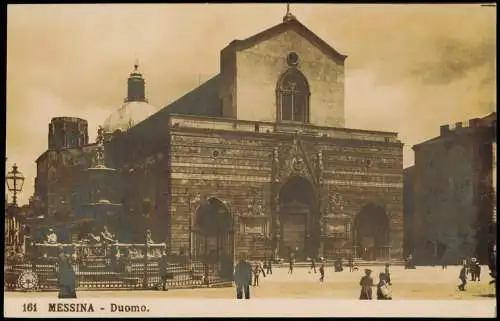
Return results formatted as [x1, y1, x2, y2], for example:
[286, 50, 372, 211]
[410, 112, 497, 264]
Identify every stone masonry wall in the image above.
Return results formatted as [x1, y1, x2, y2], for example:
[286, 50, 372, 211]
[229, 29, 345, 127]
[168, 126, 403, 260]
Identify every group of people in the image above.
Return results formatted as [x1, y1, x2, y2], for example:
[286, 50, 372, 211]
[458, 257, 483, 291]
[359, 264, 393, 300]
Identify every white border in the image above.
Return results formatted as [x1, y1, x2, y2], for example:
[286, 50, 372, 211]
[3, 298, 497, 318]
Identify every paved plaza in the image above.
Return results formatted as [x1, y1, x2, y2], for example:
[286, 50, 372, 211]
[5, 265, 496, 300]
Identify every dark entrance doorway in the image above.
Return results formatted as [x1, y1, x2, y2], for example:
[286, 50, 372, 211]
[353, 204, 390, 261]
[192, 198, 234, 279]
[278, 176, 317, 261]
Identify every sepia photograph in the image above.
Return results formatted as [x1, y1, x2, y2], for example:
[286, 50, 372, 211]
[4, 3, 496, 317]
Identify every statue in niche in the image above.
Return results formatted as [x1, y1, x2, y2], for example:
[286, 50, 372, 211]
[256, 203, 264, 216]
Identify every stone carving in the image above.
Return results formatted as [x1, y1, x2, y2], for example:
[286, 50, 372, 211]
[282, 135, 309, 179]
[93, 146, 105, 167]
[247, 188, 264, 216]
[328, 193, 344, 215]
[319, 213, 325, 235]
[272, 147, 280, 182]
[316, 150, 324, 184]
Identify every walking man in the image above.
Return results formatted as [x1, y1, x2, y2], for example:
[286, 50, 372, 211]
[309, 257, 317, 274]
[266, 258, 273, 275]
[288, 256, 295, 275]
[319, 263, 325, 283]
[470, 258, 477, 281]
[458, 265, 467, 291]
[234, 253, 252, 299]
[57, 246, 77, 299]
[384, 263, 392, 285]
[158, 250, 169, 291]
[473, 260, 481, 282]
[348, 256, 354, 272]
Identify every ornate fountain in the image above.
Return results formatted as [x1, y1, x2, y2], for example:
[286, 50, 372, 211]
[80, 127, 123, 235]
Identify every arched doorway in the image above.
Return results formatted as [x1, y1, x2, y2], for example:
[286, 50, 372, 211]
[192, 197, 234, 279]
[353, 204, 390, 261]
[278, 176, 317, 260]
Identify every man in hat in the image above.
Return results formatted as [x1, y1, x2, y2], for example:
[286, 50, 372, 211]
[45, 228, 58, 244]
[470, 258, 477, 281]
[384, 263, 392, 285]
[57, 246, 77, 298]
[309, 257, 317, 274]
[234, 252, 252, 299]
[359, 268, 374, 300]
[471, 258, 481, 282]
[158, 249, 170, 291]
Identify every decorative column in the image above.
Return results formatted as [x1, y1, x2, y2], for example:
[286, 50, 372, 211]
[316, 150, 325, 259]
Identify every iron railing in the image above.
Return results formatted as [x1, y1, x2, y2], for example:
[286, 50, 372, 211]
[4, 242, 232, 292]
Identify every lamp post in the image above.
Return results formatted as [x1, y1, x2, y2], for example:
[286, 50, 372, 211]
[6, 164, 25, 207]
[6, 164, 25, 250]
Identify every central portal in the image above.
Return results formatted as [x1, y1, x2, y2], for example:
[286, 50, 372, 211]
[278, 176, 317, 261]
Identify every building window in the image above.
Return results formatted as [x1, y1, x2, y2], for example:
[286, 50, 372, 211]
[277, 68, 310, 123]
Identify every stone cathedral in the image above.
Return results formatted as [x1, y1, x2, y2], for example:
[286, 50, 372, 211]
[33, 12, 404, 262]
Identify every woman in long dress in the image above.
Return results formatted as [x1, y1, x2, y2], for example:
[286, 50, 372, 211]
[359, 269, 374, 300]
[376, 273, 392, 300]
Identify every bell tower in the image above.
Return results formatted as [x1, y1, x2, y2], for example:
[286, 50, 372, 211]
[48, 117, 89, 150]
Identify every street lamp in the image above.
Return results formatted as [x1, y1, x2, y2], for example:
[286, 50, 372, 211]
[6, 164, 25, 206]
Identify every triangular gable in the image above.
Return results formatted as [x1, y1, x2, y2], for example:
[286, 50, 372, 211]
[226, 17, 347, 63]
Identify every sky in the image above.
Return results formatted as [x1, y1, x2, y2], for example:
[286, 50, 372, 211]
[6, 4, 497, 205]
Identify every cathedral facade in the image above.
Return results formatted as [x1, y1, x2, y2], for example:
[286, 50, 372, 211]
[33, 14, 404, 261]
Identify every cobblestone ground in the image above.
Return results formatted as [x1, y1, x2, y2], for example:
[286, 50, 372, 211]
[5, 265, 496, 300]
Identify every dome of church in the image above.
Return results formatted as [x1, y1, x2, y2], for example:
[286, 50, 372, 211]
[102, 101, 158, 134]
[102, 63, 159, 134]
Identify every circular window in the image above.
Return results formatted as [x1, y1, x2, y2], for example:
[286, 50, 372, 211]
[212, 150, 219, 158]
[287, 52, 299, 66]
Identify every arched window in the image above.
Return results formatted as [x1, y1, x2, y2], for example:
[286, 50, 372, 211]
[277, 69, 310, 122]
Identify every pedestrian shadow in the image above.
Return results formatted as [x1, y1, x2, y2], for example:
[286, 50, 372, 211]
[473, 293, 496, 298]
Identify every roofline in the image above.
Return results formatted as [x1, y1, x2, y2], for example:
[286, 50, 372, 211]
[167, 113, 399, 137]
[225, 17, 347, 63]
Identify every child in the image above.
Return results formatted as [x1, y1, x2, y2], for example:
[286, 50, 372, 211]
[253, 263, 262, 286]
